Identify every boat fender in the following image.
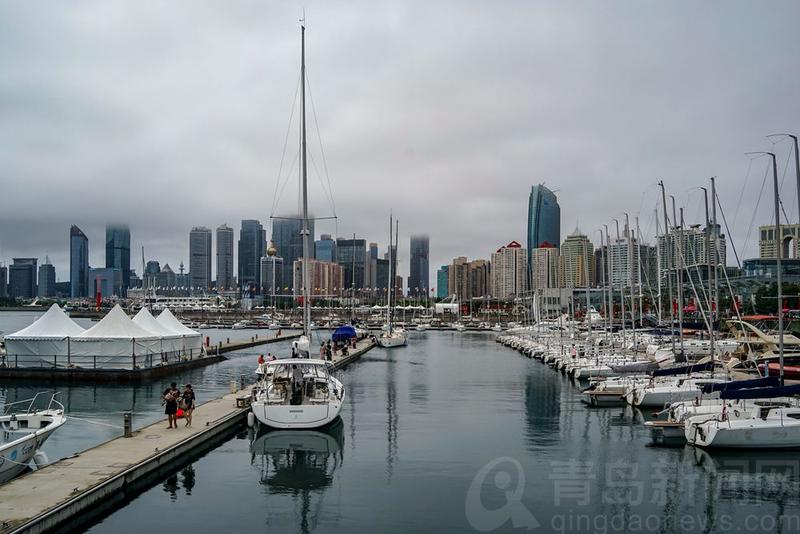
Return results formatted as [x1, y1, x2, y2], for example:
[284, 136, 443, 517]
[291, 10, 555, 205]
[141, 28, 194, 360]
[33, 451, 48, 469]
[247, 412, 255, 428]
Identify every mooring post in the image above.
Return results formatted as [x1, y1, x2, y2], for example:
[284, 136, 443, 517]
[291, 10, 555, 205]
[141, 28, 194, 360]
[123, 412, 132, 438]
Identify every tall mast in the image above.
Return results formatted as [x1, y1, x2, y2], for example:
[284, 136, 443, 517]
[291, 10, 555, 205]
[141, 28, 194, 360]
[659, 181, 675, 353]
[701, 186, 714, 375]
[387, 214, 393, 333]
[769, 153, 785, 385]
[677, 205, 685, 358]
[710, 177, 719, 336]
[300, 24, 311, 336]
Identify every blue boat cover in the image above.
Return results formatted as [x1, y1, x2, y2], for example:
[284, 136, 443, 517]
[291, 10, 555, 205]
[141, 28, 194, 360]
[720, 383, 800, 400]
[652, 361, 714, 377]
[331, 325, 357, 342]
[701, 376, 779, 394]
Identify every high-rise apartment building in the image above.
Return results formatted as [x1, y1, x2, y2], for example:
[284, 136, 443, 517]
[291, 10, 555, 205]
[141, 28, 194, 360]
[530, 245, 560, 290]
[37, 259, 56, 297]
[239, 220, 266, 292]
[292, 259, 344, 298]
[9, 258, 37, 299]
[70, 225, 89, 298]
[490, 241, 527, 299]
[105, 224, 131, 292]
[660, 224, 727, 285]
[216, 224, 235, 291]
[189, 226, 212, 292]
[448, 256, 490, 301]
[560, 229, 595, 288]
[408, 235, 430, 297]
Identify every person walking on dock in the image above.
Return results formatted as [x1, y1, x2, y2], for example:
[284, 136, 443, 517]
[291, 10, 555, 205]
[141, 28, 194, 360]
[182, 384, 196, 428]
[163, 382, 180, 429]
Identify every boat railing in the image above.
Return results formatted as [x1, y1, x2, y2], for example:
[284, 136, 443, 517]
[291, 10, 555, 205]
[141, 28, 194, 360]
[1, 392, 64, 417]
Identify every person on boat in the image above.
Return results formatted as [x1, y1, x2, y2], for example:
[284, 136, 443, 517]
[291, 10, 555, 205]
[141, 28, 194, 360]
[291, 364, 304, 401]
[268, 352, 276, 361]
[163, 382, 180, 429]
[570, 344, 577, 359]
[319, 343, 326, 358]
[182, 384, 196, 428]
[258, 354, 265, 365]
[325, 341, 332, 361]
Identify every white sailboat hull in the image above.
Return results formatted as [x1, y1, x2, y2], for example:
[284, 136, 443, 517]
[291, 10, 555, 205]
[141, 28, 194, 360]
[251, 396, 344, 430]
[377, 331, 407, 348]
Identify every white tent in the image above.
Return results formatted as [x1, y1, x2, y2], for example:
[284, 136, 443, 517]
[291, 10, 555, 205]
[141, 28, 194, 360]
[156, 308, 203, 353]
[132, 307, 184, 357]
[4, 304, 85, 367]
[71, 304, 161, 369]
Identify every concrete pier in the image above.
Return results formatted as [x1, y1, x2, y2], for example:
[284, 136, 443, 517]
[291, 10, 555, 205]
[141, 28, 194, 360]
[0, 337, 376, 534]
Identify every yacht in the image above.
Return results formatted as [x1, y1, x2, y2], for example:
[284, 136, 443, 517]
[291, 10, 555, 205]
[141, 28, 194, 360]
[251, 359, 344, 429]
[251, 24, 345, 430]
[1, 394, 66, 484]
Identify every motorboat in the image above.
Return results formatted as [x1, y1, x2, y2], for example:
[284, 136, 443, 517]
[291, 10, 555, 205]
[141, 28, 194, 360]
[251, 359, 345, 429]
[1, 393, 66, 485]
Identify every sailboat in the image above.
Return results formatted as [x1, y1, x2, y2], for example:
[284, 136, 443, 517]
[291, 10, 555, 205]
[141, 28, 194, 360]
[377, 215, 408, 348]
[251, 24, 344, 429]
[686, 151, 800, 448]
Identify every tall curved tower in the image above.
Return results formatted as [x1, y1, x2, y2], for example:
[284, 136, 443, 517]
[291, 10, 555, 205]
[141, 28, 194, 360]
[527, 184, 561, 276]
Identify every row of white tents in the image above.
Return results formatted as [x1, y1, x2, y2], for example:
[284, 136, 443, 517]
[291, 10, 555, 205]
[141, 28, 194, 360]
[3, 304, 203, 370]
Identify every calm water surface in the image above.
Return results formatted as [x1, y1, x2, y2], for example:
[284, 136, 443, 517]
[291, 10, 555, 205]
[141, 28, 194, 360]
[3, 312, 800, 533]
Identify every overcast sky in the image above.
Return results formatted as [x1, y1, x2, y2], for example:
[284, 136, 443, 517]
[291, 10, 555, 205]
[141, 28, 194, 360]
[1, 1, 799, 287]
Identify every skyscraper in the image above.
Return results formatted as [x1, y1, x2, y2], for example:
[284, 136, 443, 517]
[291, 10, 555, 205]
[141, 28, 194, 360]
[9, 258, 37, 299]
[527, 184, 561, 276]
[336, 238, 367, 293]
[0, 265, 7, 298]
[239, 220, 266, 292]
[106, 224, 131, 292]
[216, 224, 234, 291]
[436, 265, 449, 299]
[315, 234, 337, 263]
[490, 241, 527, 299]
[260, 255, 284, 298]
[531, 245, 560, 290]
[70, 225, 89, 298]
[408, 235, 430, 297]
[272, 216, 314, 294]
[38, 259, 56, 297]
[189, 226, 213, 292]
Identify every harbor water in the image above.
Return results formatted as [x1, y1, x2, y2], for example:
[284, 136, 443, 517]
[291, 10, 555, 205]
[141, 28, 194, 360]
[2, 312, 800, 533]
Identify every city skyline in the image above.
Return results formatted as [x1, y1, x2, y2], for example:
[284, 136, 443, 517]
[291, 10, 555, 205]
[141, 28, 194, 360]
[1, 3, 800, 294]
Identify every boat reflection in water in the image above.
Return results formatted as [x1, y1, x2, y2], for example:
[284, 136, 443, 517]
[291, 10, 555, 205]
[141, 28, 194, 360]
[249, 420, 344, 532]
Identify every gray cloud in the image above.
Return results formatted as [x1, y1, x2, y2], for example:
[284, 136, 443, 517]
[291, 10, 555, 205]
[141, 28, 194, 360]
[1, 1, 799, 287]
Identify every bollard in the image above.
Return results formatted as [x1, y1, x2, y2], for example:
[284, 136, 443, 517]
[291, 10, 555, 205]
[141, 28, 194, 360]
[123, 412, 132, 438]
[230, 380, 237, 394]
[227, 337, 230, 344]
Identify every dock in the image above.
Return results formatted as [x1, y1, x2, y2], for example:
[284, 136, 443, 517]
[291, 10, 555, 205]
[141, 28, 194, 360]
[205, 332, 301, 355]
[0, 337, 376, 534]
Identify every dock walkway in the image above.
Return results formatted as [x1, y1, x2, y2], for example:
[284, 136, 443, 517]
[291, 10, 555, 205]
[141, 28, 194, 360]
[0, 337, 376, 534]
